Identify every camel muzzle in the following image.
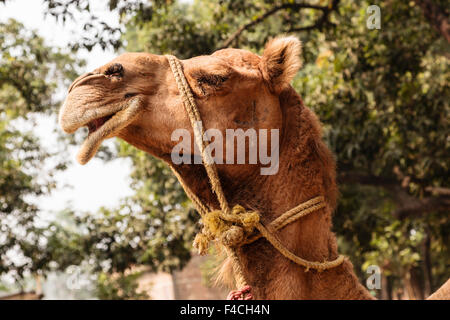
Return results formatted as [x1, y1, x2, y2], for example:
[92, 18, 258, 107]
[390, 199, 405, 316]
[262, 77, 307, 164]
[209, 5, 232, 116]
[59, 91, 144, 164]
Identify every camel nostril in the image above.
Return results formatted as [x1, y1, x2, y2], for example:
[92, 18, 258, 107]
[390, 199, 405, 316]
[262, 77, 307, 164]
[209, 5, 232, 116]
[105, 63, 124, 77]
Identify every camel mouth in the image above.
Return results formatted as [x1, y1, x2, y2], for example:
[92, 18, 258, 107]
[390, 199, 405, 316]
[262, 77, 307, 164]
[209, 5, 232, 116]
[86, 114, 114, 135]
[59, 97, 143, 165]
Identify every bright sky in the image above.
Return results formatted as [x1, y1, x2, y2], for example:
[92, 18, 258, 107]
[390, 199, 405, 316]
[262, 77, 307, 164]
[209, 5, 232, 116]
[0, 0, 134, 213]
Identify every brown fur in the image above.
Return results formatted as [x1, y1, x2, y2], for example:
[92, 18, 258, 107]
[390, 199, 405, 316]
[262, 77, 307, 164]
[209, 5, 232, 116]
[260, 36, 303, 93]
[58, 37, 448, 300]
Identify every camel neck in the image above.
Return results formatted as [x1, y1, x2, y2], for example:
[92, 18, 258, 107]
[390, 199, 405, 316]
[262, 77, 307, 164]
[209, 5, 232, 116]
[231, 91, 373, 299]
[171, 87, 374, 299]
[231, 158, 374, 299]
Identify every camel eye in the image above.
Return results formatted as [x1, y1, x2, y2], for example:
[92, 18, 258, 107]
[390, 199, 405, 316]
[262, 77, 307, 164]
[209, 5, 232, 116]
[197, 74, 228, 86]
[124, 93, 137, 99]
[105, 63, 124, 77]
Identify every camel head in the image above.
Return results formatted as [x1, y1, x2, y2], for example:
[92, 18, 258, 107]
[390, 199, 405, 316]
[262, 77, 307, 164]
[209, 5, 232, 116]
[59, 37, 302, 174]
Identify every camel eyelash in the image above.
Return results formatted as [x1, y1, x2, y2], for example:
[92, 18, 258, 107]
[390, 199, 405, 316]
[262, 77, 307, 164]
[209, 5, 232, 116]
[196, 73, 229, 87]
[124, 93, 137, 98]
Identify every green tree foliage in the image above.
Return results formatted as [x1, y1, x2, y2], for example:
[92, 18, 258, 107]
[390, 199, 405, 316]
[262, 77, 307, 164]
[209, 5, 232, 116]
[72, 149, 199, 274]
[40, 146, 199, 298]
[293, 1, 449, 298]
[96, 271, 149, 300]
[0, 20, 79, 116]
[0, 19, 83, 288]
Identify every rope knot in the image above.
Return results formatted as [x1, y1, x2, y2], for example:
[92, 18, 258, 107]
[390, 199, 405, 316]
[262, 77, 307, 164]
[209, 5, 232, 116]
[193, 205, 260, 254]
[221, 225, 244, 247]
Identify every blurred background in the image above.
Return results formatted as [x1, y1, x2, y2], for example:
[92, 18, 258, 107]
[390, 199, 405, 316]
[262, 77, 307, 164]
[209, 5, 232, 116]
[0, 0, 448, 300]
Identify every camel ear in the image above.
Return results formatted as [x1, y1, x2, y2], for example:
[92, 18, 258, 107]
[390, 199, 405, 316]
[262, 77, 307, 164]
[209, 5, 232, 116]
[260, 36, 302, 92]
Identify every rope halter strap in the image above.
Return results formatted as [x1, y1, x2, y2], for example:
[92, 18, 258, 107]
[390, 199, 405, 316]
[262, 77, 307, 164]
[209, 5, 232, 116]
[165, 54, 345, 299]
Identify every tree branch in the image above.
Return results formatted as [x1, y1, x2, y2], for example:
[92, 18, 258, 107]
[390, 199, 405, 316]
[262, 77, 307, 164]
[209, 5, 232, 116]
[338, 171, 450, 219]
[425, 186, 450, 196]
[288, 1, 339, 33]
[219, 2, 337, 49]
[337, 171, 398, 188]
[393, 194, 450, 220]
[414, 0, 450, 43]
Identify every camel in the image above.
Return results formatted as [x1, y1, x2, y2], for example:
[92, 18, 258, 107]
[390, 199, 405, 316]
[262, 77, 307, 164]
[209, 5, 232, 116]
[58, 36, 449, 300]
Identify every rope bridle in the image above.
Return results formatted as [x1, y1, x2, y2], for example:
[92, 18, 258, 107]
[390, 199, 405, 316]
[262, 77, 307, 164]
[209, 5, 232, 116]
[165, 55, 345, 300]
